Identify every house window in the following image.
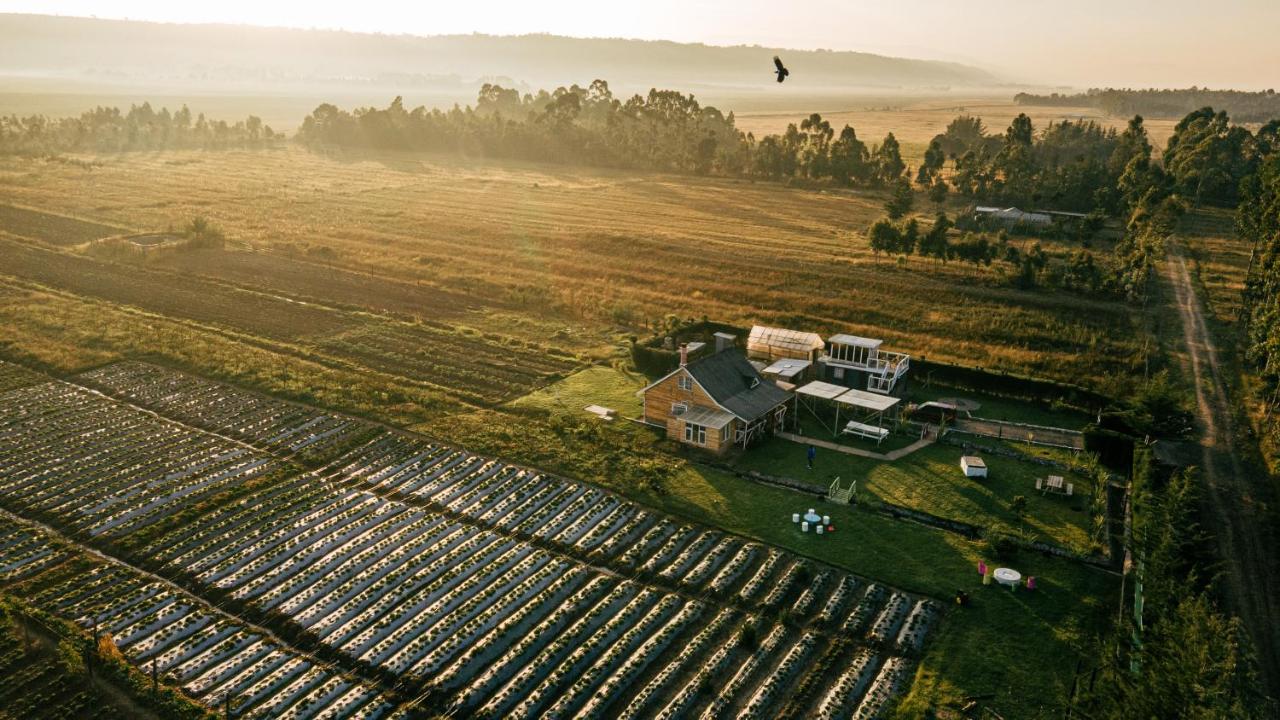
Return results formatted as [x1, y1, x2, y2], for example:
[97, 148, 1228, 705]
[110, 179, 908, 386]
[833, 366, 845, 380]
[678, 375, 693, 391]
[720, 424, 732, 443]
[671, 402, 688, 416]
[684, 422, 707, 445]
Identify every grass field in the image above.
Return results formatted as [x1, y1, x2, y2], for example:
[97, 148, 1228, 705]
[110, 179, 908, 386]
[733, 437, 1098, 553]
[646, 463, 1116, 719]
[0, 147, 1144, 389]
[1179, 206, 1252, 327]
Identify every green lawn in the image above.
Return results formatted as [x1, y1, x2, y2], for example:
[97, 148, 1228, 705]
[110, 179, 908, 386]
[648, 464, 1117, 720]
[910, 385, 1092, 430]
[507, 364, 646, 417]
[732, 437, 1100, 553]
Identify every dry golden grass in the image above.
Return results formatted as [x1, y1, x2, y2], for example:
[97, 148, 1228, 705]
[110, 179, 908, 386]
[0, 147, 1144, 391]
[1179, 206, 1252, 326]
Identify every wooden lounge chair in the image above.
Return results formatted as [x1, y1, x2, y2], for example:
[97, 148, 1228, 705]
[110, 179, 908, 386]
[1036, 475, 1073, 496]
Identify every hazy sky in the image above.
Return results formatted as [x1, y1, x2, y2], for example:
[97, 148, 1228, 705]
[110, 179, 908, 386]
[3, 0, 1278, 88]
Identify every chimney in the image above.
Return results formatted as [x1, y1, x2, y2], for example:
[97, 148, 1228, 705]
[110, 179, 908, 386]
[679, 343, 688, 367]
[714, 332, 736, 354]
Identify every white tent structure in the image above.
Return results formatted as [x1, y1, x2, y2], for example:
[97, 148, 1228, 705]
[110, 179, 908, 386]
[795, 381, 901, 443]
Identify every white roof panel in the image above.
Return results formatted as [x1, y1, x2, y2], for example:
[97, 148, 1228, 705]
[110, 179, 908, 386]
[796, 381, 850, 401]
[680, 405, 735, 430]
[762, 359, 812, 378]
[827, 334, 883, 348]
[833, 388, 901, 412]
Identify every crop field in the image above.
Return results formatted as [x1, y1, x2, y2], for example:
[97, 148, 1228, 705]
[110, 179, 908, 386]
[0, 362, 944, 718]
[0, 517, 404, 719]
[0, 148, 1144, 392]
[0, 202, 128, 247]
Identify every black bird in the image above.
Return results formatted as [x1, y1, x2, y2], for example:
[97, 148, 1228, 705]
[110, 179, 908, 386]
[773, 55, 790, 83]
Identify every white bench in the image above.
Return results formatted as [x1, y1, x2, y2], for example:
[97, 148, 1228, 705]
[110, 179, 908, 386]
[842, 420, 889, 444]
[584, 405, 616, 421]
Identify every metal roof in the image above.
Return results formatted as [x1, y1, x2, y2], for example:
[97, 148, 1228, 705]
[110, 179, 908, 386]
[827, 334, 883, 348]
[796, 381, 850, 400]
[762, 359, 812, 379]
[833, 388, 901, 412]
[679, 405, 735, 430]
[748, 326, 824, 353]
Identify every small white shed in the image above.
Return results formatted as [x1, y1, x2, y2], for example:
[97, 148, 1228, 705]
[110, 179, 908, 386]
[960, 456, 988, 478]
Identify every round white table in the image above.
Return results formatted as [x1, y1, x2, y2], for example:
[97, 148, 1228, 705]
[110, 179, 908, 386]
[803, 511, 821, 524]
[993, 567, 1021, 588]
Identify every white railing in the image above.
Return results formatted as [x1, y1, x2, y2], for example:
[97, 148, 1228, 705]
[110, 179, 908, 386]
[865, 352, 909, 394]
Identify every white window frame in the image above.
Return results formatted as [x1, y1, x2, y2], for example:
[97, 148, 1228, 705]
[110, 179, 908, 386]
[720, 424, 732, 443]
[678, 375, 693, 391]
[671, 401, 688, 416]
[833, 366, 845, 380]
[684, 422, 707, 445]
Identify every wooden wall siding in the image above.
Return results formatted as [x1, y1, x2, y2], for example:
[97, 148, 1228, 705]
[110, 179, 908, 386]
[665, 416, 735, 454]
[645, 368, 737, 453]
[643, 368, 719, 425]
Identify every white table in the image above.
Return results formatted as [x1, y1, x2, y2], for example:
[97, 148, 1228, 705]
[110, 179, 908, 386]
[803, 512, 821, 524]
[993, 567, 1022, 588]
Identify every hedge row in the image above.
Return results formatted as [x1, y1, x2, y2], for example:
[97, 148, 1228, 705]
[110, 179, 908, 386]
[913, 357, 1110, 410]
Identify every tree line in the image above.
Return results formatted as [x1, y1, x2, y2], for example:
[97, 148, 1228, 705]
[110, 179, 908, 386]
[296, 80, 918, 184]
[0, 103, 280, 155]
[1016, 87, 1280, 123]
[1239, 139, 1280, 468]
[1070, 448, 1266, 718]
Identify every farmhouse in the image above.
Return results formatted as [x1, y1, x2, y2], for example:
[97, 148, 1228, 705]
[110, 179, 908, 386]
[642, 343, 793, 453]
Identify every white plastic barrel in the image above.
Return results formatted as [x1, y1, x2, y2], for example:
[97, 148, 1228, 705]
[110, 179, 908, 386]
[792, 513, 800, 523]
[816, 525, 824, 534]
[801, 521, 809, 532]
[823, 515, 830, 525]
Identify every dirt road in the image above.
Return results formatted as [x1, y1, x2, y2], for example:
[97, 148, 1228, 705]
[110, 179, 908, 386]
[1165, 243, 1280, 700]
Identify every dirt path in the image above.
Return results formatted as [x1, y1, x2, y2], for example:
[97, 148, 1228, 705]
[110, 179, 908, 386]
[1164, 242, 1280, 700]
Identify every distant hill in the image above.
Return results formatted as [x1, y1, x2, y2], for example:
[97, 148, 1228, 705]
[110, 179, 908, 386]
[0, 13, 997, 101]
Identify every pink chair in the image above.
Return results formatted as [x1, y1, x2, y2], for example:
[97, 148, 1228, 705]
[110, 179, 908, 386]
[1026, 576, 1036, 591]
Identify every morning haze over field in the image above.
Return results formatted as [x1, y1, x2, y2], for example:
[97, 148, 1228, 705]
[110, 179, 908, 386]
[0, 4, 1278, 720]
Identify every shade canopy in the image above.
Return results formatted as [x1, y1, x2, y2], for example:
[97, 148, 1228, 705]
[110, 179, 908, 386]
[796, 381, 849, 401]
[833, 388, 901, 413]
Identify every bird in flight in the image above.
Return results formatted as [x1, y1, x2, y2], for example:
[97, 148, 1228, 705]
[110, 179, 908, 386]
[773, 56, 790, 83]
